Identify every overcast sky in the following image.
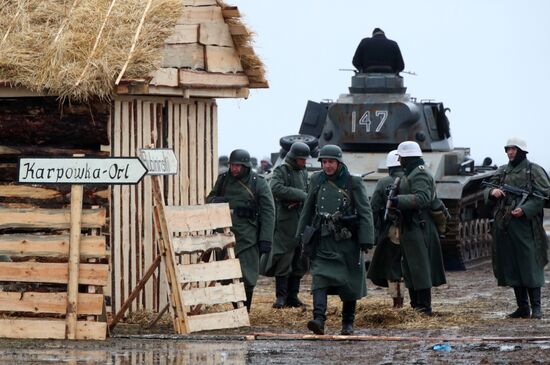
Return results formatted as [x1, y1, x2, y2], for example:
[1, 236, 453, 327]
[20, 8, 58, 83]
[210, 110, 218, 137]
[217, 0, 550, 169]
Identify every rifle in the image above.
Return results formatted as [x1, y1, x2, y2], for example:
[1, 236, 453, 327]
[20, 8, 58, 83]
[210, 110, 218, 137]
[481, 181, 549, 207]
[383, 176, 401, 222]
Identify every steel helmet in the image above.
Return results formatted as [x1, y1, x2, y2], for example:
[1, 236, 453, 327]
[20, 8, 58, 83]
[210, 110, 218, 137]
[287, 141, 311, 159]
[386, 150, 400, 168]
[396, 141, 423, 157]
[229, 149, 251, 167]
[317, 144, 344, 163]
[504, 137, 528, 153]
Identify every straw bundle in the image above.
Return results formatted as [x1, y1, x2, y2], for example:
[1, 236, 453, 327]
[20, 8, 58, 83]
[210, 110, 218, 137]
[0, 0, 182, 101]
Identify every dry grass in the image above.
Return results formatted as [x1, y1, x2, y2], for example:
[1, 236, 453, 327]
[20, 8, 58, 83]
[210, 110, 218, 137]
[0, 0, 181, 101]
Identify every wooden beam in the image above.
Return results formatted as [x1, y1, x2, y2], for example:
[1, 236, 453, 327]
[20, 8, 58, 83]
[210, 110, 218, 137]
[0, 292, 103, 315]
[164, 203, 232, 233]
[0, 234, 106, 258]
[182, 283, 246, 306]
[172, 233, 234, 254]
[186, 307, 249, 332]
[199, 23, 233, 47]
[179, 70, 249, 88]
[0, 145, 109, 157]
[177, 6, 223, 24]
[222, 6, 240, 18]
[178, 259, 242, 283]
[0, 262, 109, 286]
[108, 255, 161, 331]
[66, 184, 83, 339]
[186, 88, 250, 98]
[161, 44, 205, 69]
[165, 24, 199, 44]
[182, 0, 217, 6]
[149, 68, 179, 87]
[0, 319, 106, 340]
[205, 46, 243, 73]
[0, 207, 106, 229]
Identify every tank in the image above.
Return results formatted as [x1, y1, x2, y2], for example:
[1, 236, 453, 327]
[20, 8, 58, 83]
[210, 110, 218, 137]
[279, 73, 497, 270]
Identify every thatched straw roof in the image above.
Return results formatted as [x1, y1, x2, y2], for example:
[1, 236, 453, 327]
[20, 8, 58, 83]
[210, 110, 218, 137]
[0, 0, 267, 101]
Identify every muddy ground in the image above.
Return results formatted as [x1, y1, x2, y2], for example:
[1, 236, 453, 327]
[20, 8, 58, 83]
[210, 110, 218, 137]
[1, 260, 550, 364]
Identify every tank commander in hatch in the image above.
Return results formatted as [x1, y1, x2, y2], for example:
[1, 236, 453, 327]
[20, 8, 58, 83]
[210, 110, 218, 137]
[352, 27, 404, 74]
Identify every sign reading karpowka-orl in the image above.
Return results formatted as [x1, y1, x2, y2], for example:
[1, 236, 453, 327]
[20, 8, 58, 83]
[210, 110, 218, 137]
[138, 148, 178, 175]
[17, 157, 148, 185]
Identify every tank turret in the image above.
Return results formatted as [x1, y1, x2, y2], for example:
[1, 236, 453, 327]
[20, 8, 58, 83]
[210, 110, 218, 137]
[278, 73, 497, 270]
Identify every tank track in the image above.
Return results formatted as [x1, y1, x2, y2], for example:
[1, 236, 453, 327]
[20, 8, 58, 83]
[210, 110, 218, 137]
[440, 197, 492, 271]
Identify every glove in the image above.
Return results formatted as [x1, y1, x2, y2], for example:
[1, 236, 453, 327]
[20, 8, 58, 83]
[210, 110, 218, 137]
[258, 240, 272, 255]
[360, 243, 374, 253]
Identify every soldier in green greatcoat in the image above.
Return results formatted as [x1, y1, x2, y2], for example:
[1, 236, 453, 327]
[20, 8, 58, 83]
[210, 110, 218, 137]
[297, 145, 374, 335]
[206, 149, 275, 312]
[389, 141, 446, 315]
[483, 137, 550, 319]
[367, 150, 405, 308]
[264, 142, 310, 308]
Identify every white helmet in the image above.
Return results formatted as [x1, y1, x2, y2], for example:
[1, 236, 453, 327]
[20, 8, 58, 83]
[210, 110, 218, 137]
[504, 137, 528, 153]
[396, 141, 423, 157]
[386, 150, 401, 167]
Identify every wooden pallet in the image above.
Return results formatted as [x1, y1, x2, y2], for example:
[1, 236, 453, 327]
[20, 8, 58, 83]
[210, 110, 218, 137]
[0, 205, 108, 340]
[152, 177, 249, 333]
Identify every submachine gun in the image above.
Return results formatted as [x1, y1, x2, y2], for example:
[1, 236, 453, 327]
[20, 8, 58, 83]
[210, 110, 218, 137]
[481, 181, 549, 207]
[384, 176, 401, 222]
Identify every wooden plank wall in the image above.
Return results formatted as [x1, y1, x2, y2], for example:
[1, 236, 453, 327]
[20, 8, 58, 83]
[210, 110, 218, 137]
[110, 96, 217, 314]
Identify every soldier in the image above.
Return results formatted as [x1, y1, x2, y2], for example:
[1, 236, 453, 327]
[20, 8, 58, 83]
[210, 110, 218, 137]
[367, 150, 405, 308]
[218, 155, 229, 174]
[352, 27, 405, 74]
[390, 141, 446, 315]
[297, 145, 374, 335]
[264, 142, 310, 309]
[206, 149, 275, 312]
[483, 137, 550, 319]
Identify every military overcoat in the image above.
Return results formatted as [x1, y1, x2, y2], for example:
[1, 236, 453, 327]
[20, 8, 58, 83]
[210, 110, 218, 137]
[395, 161, 446, 290]
[483, 158, 550, 287]
[263, 160, 308, 277]
[206, 169, 275, 287]
[297, 166, 374, 300]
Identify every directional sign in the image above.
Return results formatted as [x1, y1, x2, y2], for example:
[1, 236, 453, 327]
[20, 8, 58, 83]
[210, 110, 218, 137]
[138, 148, 178, 175]
[17, 157, 148, 185]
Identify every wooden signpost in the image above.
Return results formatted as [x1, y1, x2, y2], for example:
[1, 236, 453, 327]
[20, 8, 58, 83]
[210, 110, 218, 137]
[4, 156, 149, 340]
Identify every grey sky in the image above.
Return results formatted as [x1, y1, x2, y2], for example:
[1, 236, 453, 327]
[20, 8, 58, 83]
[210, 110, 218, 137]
[217, 0, 550, 169]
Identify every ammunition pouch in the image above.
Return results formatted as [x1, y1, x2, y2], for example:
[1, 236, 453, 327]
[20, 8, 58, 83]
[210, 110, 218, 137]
[430, 199, 450, 235]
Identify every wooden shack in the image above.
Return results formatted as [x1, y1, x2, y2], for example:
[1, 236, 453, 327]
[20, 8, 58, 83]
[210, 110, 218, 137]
[0, 0, 267, 321]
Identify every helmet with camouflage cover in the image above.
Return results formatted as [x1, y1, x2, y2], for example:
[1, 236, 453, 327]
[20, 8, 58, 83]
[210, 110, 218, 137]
[229, 149, 251, 167]
[287, 141, 311, 160]
[317, 144, 344, 163]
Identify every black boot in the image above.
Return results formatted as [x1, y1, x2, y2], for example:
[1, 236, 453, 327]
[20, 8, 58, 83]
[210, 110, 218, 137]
[508, 286, 530, 318]
[408, 288, 418, 309]
[528, 287, 542, 319]
[307, 289, 327, 335]
[272, 276, 288, 309]
[416, 289, 432, 316]
[244, 285, 254, 313]
[341, 300, 356, 335]
[286, 276, 305, 308]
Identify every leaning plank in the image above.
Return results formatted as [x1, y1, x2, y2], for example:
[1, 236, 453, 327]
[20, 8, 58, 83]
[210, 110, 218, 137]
[0, 234, 106, 258]
[0, 292, 103, 315]
[205, 46, 243, 73]
[186, 307, 249, 332]
[172, 232, 234, 253]
[0, 319, 106, 340]
[0, 207, 105, 229]
[179, 70, 249, 88]
[0, 262, 109, 286]
[165, 203, 232, 232]
[178, 259, 241, 283]
[182, 283, 246, 306]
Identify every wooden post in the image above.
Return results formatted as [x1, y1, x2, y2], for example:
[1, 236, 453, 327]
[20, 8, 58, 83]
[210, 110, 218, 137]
[65, 183, 83, 339]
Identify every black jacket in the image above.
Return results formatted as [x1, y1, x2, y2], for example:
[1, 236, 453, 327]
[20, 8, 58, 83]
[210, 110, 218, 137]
[352, 34, 405, 73]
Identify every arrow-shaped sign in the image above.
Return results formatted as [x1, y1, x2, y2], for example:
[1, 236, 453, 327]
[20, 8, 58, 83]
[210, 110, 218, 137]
[17, 157, 148, 185]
